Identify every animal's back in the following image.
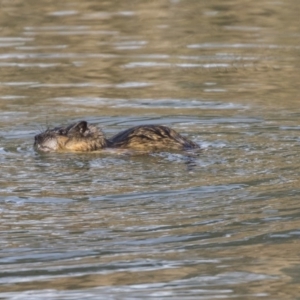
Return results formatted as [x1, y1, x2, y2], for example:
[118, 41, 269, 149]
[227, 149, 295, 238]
[109, 125, 199, 151]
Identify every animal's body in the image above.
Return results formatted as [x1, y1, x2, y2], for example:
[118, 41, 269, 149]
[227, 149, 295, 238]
[34, 121, 199, 153]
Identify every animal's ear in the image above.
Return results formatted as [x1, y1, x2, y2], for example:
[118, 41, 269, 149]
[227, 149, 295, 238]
[69, 121, 88, 134]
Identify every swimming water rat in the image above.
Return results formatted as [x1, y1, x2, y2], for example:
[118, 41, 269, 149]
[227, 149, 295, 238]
[34, 121, 199, 152]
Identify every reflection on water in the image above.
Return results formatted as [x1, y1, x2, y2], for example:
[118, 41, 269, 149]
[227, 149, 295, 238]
[0, 0, 300, 299]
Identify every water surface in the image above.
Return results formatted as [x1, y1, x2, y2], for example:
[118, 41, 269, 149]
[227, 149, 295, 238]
[0, 0, 300, 299]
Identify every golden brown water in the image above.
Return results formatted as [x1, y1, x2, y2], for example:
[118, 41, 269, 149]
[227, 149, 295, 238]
[0, 0, 300, 299]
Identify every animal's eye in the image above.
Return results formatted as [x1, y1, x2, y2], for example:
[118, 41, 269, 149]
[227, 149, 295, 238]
[58, 129, 66, 135]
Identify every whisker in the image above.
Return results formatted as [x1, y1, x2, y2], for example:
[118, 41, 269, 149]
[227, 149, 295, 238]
[33, 124, 43, 135]
[45, 116, 49, 130]
[34, 122, 51, 135]
[38, 124, 44, 134]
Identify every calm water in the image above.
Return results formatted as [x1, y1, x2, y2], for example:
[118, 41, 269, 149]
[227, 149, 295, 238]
[0, 0, 300, 299]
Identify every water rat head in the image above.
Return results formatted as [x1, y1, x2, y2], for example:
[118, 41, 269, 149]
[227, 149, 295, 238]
[34, 121, 108, 152]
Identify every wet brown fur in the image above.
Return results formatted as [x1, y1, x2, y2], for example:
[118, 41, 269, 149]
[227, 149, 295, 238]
[34, 121, 108, 152]
[109, 125, 199, 151]
[34, 121, 199, 152]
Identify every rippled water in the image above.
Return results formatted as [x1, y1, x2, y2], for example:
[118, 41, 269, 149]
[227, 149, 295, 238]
[0, 0, 300, 299]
